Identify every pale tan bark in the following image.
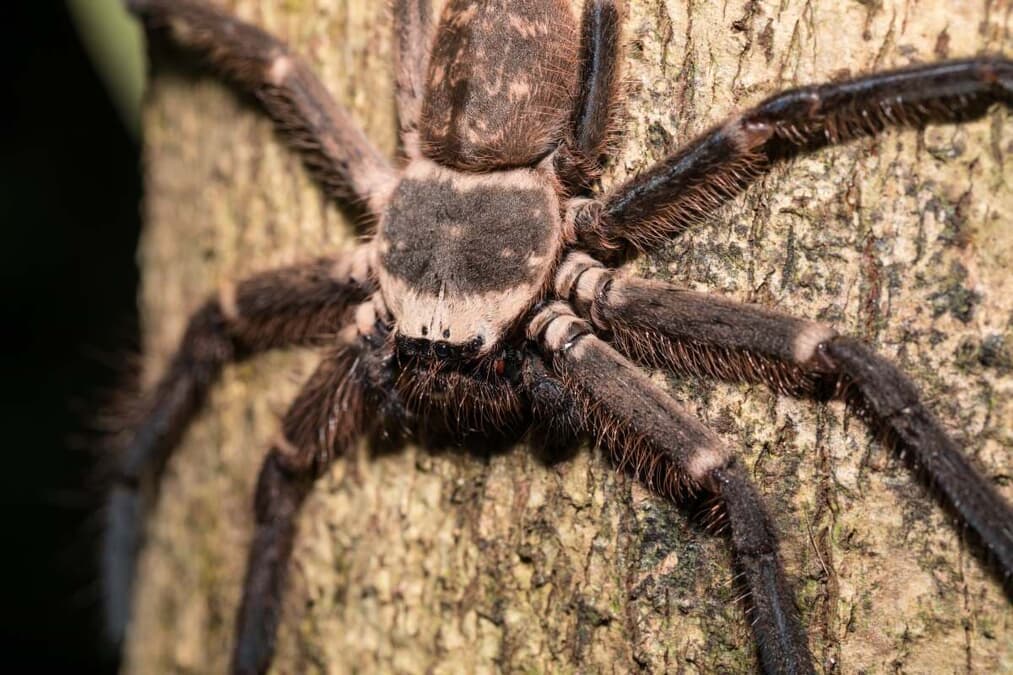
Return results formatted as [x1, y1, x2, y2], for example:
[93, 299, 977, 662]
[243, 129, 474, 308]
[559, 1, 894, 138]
[127, 1, 1012, 673]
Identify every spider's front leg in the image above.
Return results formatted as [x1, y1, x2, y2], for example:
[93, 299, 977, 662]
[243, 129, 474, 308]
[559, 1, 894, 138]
[105, 250, 373, 646]
[529, 303, 815, 675]
[556, 253, 1013, 579]
[574, 56, 1011, 256]
[128, 0, 396, 209]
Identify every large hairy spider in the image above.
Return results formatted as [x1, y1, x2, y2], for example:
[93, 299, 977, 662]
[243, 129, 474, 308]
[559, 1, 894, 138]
[111, 0, 1013, 672]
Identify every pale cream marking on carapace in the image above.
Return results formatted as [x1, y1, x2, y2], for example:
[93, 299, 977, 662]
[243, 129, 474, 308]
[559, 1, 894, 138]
[399, 156, 557, 194]
[527, 253, 549, 269]
[428, 281, 447, 339]
[349, 163, 399, 217]
[380, 274, 541, 354]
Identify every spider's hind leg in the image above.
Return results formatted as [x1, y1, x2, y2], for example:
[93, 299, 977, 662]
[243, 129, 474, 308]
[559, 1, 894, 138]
[529, 304, 815, 674]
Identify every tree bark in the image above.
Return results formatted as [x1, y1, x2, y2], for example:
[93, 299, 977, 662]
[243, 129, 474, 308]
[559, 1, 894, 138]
[126, 1, 1012, 672]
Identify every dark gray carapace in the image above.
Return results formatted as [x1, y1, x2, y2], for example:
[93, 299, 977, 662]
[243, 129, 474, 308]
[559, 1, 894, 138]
[377, 159, 565, 354]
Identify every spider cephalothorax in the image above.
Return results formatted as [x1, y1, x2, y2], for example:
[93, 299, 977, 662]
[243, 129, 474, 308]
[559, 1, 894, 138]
[113, 0, 1012, 673]
[377, 158, 566, 352]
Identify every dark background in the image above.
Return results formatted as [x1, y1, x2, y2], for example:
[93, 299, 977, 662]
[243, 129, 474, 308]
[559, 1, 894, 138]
[2, 3, 140, 672]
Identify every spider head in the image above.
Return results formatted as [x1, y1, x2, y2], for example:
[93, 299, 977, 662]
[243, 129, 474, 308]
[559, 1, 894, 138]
[393, 331, 520, 400]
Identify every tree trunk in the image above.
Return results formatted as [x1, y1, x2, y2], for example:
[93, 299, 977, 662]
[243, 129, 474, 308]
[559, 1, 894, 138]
[126, 1, 1012, 672]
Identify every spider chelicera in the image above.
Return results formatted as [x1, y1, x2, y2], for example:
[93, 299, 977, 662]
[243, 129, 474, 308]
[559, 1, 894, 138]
[111, 0, 1012, 672]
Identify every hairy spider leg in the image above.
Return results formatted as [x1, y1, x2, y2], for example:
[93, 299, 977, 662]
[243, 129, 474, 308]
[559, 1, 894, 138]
[392, 0, 435, 159]
[557, 253, 1013, 581]
[131, 0, 396, 212]
[816, 338, 1013, 577]
[234, 341, 372, 675]
[570, 0, 624, 162]
[104, 255, 373, 645]
[530, 303, 815, 675]
[555, 0, 625, 192]
[555, 251, 832, 395]
[574, 57, 1013, 257]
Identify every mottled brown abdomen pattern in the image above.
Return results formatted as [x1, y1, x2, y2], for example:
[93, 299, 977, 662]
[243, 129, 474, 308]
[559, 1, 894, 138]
[420, 0, 578, 171]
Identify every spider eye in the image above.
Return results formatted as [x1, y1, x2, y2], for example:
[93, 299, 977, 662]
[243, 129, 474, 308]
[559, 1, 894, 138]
[395, 333, 428, 360]
[394, 333, 487, 364]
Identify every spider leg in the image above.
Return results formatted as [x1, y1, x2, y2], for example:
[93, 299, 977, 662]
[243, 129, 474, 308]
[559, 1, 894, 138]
[574, 56, 1012, 257]
[234, 336, 375, 675]
[128, 0, 397, 212]
[521, 349, 582, 453]
[392, 0, 434, 159]
[104, 252, 373, 646]
[529, 302, 814, 675]
[556, 0, 624, 193]
[556, 253, 1013, 579]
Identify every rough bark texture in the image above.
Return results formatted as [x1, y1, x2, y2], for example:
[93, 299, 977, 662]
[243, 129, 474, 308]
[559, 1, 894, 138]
[126, 1, 1012, 672]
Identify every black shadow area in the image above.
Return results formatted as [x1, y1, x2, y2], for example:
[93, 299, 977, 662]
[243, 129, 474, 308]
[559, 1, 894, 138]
[0, 3, 141, 672]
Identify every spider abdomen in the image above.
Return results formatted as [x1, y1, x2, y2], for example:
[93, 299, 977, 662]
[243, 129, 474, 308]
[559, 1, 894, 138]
[420, 0, 578, 171]
[377, 159, 565, 350]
